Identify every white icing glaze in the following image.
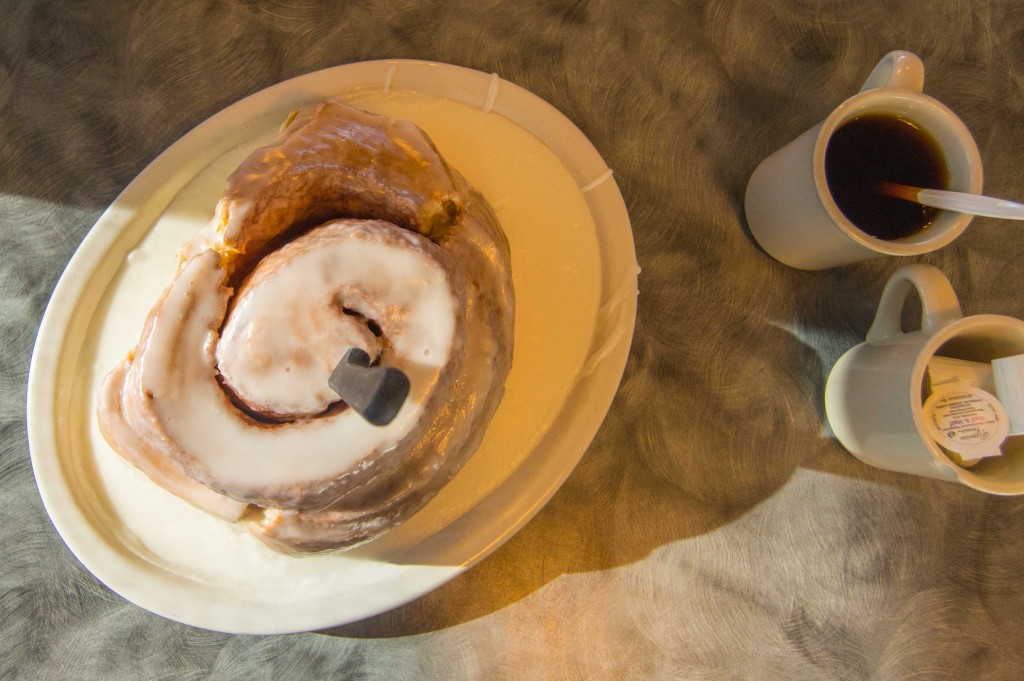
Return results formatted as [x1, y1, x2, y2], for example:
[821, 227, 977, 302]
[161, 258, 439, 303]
[217, 219, 458, 418]
[132, 221, 462, 502]
[246, 196, 512, 552]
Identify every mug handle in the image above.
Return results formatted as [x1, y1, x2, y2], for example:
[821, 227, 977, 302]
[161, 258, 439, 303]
[866, 264, 963, 342]
[859, 50, 925, 93]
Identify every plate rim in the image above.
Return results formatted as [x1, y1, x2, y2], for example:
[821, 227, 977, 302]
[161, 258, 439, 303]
[26, 59, 638, 634]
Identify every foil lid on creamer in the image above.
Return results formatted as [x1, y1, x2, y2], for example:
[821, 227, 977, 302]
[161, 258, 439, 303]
[923, 381, 1009, 465]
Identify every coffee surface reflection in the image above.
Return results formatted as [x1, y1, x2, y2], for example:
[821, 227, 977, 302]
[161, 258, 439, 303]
[825, 113, 950, 240]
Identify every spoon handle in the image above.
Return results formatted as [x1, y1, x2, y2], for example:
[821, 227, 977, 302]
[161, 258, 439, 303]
[883, 182, 1024, 220]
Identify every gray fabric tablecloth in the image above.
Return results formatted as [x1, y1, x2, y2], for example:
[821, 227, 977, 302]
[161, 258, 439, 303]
[4, 0, 1023, 678]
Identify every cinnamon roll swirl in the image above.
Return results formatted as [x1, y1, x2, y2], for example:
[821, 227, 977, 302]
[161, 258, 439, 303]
[97, 101, 514, 554]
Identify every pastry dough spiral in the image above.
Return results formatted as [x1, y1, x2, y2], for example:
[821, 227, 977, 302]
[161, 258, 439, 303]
[97, 101, 514, 554]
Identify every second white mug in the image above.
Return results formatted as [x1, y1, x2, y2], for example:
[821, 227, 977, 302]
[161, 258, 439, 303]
[824, 264, 1024, 494]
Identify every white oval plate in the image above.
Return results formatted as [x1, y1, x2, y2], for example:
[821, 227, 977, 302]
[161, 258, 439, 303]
[27, 60, 638, 634]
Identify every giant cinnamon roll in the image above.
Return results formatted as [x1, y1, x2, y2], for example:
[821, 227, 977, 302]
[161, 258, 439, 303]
[97, 101, 514, 554]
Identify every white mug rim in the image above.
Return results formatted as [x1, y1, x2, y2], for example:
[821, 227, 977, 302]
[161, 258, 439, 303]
[812, 88, 983, 256]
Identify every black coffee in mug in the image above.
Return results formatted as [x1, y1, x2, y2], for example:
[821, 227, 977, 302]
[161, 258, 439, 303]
[825, 113, 950, 240]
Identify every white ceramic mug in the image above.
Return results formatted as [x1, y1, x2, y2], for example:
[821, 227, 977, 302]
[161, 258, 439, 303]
[744, 51, 983, 270]
[824, 264, 1024, 494]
